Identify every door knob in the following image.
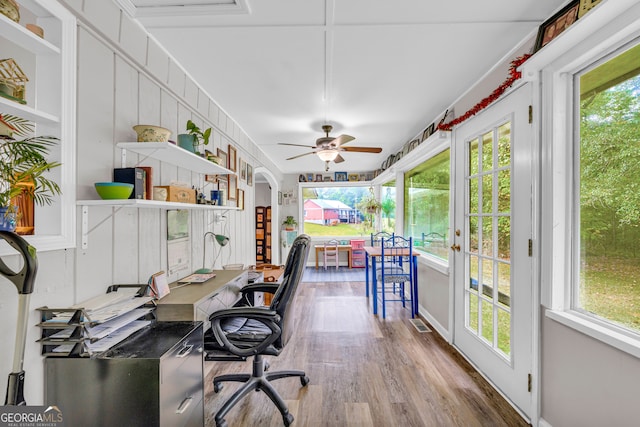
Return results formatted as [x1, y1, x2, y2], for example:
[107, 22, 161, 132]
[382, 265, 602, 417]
[450, 244, 460, 252]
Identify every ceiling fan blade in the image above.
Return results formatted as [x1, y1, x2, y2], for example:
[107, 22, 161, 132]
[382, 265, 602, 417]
[278, 143, 316, 149]
[286, 151, 316, 160]
[332, 134, 355, 147]
[340, 146, 382, 153]
[334, 154, 345, 163]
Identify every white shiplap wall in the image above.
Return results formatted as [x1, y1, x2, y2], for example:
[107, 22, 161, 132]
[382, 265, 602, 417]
[0, 0, 283, 403]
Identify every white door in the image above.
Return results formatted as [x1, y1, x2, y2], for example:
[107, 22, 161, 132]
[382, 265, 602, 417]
[452, 84, 533, 418]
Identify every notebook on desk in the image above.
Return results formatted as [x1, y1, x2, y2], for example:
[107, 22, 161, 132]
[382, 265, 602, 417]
[178, 272, 217, 284]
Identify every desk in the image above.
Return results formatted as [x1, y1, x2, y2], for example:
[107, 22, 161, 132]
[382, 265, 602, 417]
[156, 269, 246, 330]
[314, 244, 352, 269]
[364, 246, 420, 316]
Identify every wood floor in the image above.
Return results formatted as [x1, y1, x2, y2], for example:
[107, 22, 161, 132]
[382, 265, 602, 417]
[203, 280, 529, 427]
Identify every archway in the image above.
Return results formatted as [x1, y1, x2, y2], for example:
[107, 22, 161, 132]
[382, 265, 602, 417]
[254, 167, 280, 264]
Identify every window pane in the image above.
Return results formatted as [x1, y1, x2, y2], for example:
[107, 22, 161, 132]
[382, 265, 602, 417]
[577, 41, 640, 334]
[468, 292, 479, 333]
[482, 174, 493, 213]
[469, 177, 479, 214]
[469, 215, 479, 253]
[497, 169, 510, 213]
[469, 138, 479, 176]
[482, 217, 493, 257]
[404, 149, 450, 261]
[381, 180, 396, 234]
[498, 123, 511, 168]
[302, 185, 372, 237]
[482, 131, 493, 171]
[497, 308, 511, 356]
[481, 299, 494, 343]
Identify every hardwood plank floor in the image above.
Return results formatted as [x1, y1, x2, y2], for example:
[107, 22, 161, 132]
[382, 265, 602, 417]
[204, 280, 529, 427]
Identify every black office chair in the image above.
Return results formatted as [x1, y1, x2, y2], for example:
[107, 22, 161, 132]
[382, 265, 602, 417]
[206, 234, 312, 427]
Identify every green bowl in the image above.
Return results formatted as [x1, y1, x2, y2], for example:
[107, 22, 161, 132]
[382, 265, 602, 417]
[95, 182, 134, 200]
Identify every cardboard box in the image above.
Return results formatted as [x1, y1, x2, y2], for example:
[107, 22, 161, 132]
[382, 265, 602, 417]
[113, 167, 144, 199]
[155, 186, 196, 204]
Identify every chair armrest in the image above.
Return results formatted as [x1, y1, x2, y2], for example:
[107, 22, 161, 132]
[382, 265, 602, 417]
[209, 306, 282, 357]
[241, 282, 280, 295]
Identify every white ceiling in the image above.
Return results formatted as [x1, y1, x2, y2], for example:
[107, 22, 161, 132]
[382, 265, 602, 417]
[122, 0, 568, 174]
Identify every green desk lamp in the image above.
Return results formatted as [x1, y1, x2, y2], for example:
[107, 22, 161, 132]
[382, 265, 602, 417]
[195, 231, 230, 273]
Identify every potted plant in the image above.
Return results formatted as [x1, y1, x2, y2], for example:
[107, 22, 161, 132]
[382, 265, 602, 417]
[178, 119, 211, 154]
[0, 114, 61, 232]
[358, 191, 382, 214]
[282, 215, 297, 231]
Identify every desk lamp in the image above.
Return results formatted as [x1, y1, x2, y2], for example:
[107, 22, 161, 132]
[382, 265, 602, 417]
[195, 231, 230, 274]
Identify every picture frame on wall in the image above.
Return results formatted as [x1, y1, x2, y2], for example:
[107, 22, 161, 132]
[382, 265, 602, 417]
[578, 0, 601, 18]
[228, 145, 237, 172]
[237, 189, 244, 210]
[240, 158, 247, 181]
[278, 191, 283, 205]
[334, 172, 347, 182]
[247, 163, 253, 186]
[227, 174, 237, 200]
[217, 148, 228, 168]
[534, 0, 580, 52]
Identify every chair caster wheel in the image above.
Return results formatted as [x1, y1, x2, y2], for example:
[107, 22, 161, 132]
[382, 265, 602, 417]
[264, 360, 270, 371]
[214, 382, 223, 393]
[216, 419, 228, 427]
[283, 412, 294, 426]
[301, 375, 310, 386]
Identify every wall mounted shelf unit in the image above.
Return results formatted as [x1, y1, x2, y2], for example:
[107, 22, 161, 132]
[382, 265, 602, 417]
[117, 142, 234, 175]
[0, 0, 77, 255]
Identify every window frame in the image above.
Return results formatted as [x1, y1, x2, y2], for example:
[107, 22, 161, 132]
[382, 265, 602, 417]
[538, 18, 640, 359]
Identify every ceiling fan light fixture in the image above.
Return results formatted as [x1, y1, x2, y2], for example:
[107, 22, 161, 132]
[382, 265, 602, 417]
[317, 149, 339, 162]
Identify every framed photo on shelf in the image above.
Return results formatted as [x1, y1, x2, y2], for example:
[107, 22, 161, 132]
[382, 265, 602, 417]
[334, 171, 347, 182]
[227, 174, 237, 200]
[237, 189, 244, 210]
[315, 174, 323, 182]
[227, 145, 237, 172]
[247, 163, 253, 186]
[348, 173, 358, 182]
[534, 0, 580, 52]
[578, 0, 601, 18]
[323, 175, 332, 182]
[307, 173, 314, 182]
[217, 148, 228, 169]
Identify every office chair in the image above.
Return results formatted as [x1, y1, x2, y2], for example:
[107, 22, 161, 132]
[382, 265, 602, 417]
[377, 235, 415, 319]
[323, 239, 339, 270]
[206, 234, 312, 427]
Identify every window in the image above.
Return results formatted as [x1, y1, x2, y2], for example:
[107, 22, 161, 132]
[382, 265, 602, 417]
[380, 180, 396, 234]
[575, 40, 640, 335]
[404, 149, 450, 261]
[301, 184, 375, 238]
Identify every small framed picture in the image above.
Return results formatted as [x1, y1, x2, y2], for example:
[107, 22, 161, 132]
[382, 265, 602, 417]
[578, 0, 601, 18]
[334, 172, 347, 182]
[227, 174, 237, 200]
[306, 173, 314, 182]
[348, 173, 358, 182]
[228, 144, 237, 172]
[421, 123, 435, 141]
[278, 191, 283, 205]
[298, 174, 307, 182]
[534, 0, 580, 52]
[237, 189, 244, 210]
[247, 163, 253, 186]
[240, 158, 247, 181]
[315, 174, 323, 182]
[323, 175, 332, 182]
[217, 148, 228, 168]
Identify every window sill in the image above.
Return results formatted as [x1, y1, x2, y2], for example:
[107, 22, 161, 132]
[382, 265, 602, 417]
[545, 309, 640, 359]
[415, 251, 449, 275]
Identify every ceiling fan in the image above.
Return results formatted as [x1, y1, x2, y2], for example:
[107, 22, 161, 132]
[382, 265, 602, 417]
[279, 125, 382, 171]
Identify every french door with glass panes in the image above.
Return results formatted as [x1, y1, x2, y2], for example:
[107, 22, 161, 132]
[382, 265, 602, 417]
[452, 84, 533, 418]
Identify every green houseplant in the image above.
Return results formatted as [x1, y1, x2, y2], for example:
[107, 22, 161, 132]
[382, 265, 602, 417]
[0, 114, 61, 232]
[282, 215, 297, 230]
[178, 119, 211, 154]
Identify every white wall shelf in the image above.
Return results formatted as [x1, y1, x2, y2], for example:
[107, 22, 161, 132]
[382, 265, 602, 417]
[117, 142, 234, 175]
[0, 13, 61, 55]
[76, 199, 238, 249]
[0, 96, 60, 124]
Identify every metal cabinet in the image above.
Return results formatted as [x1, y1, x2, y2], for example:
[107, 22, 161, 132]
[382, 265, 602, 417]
[45, 322, 204, 427]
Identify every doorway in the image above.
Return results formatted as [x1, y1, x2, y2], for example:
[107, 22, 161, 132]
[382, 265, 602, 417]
[451, 84, 533, 418]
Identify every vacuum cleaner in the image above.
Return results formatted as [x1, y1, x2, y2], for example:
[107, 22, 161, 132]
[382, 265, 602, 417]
[0, 231, 38, 406]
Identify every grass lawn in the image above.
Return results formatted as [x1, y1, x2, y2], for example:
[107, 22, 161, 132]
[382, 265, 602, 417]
[303, 221, 372, 237]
